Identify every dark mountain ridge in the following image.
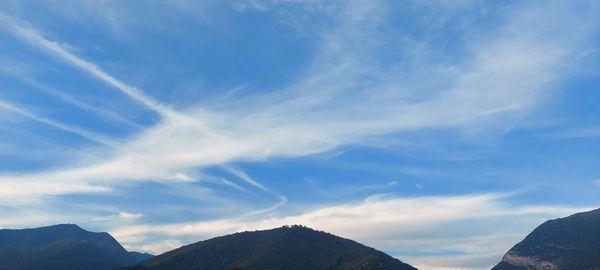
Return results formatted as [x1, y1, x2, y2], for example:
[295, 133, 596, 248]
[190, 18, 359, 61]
[122, 225, 417, 270]
[492, 208, 600, 270]
[130, 251, 155, 263]
[4, 208, 600, 270]
[0, 224, 149, 270]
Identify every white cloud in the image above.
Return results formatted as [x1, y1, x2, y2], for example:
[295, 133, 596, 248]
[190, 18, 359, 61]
[225, 166, 272, 193]
[92, 211, 143, 222]
[116, 211, 143, 220]
[0, 178, 110, 204]
[0, 2, 598, 269]
[19, 76, 143, 129]
[1, 1, 597, 201]
[0, 12, 169, 115]
[125, 239, 184, 256]
[0, 99, 119, 148]
[109, 193, 591, 269]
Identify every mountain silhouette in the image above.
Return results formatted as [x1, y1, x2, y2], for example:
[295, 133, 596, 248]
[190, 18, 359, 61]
[0, 224, 148, 270]
[130, 251, 155, 264]
[122, 225, 417, 270]
[492, 208, 600, 270]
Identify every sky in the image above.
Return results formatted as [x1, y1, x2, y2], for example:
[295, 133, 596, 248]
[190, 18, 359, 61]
[0, 0, 599, 269]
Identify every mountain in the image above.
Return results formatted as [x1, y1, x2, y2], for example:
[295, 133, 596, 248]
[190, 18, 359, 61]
[122, 225, 417, 270]
[492, 208, 600, 270]
[130, 252, 155, 263]
[0, 224, 139, 270]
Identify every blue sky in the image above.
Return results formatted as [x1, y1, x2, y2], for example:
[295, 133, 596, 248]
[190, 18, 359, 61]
[0, 1, 599, 269]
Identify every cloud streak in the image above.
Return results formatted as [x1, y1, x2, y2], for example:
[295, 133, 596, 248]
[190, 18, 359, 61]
[0, 99, 119, 148]
[0, 0, 597, 200]
[110, 193, 593, 269]
[0, 12, 169, 115]
[0, 2, 599, 270]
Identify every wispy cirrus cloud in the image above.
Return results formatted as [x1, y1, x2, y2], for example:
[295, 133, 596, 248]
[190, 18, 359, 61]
[1, 1, 597, 202]
[92, 211, 143, 222]
[0, 99, 119, 147]
[16, 75, 143, 129]
[0, 12, 169, 115]
[0, 2, 598, 270]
